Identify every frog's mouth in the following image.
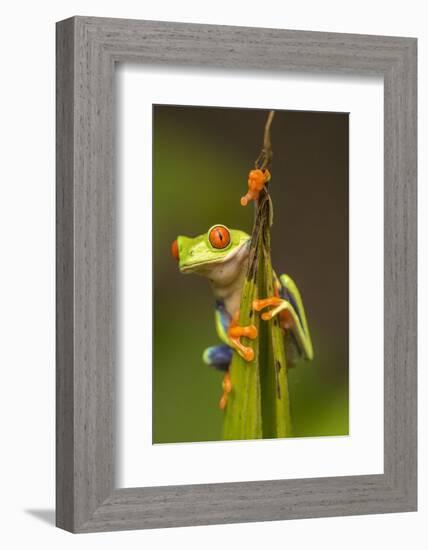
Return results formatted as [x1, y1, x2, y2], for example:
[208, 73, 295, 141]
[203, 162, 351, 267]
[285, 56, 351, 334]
[179, 239, 250, 274]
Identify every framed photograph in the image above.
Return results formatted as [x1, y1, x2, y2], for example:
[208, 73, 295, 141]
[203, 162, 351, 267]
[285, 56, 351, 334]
[56, 16, 417, 532]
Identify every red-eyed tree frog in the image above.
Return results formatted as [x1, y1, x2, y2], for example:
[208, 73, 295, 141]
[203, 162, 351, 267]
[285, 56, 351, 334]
[171, 224, 313, 409]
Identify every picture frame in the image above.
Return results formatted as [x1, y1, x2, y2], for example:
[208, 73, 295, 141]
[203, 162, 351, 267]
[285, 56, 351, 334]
[56, 16, 417, 533]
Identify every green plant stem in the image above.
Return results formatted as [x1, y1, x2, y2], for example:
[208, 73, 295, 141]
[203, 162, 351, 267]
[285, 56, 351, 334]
[223, 189, 292, 440]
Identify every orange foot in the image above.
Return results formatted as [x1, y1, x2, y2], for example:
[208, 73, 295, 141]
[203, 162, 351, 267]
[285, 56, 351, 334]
[219, 371, 232, 410]
[240, 168, 271, 206]
[228, 324, 258, 361]
[253, 297, 283, 320]
[253, 296, 296, 331]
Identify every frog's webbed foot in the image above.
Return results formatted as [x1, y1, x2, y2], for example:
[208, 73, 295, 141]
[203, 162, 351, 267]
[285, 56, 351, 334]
[252, 297, 289, 322]
[253, 295, 314, 361]
[241, 168, 271, 206]
[219, 371, 232, 410]
[228, 323, 258, 362]
[202, 346, 234, 409]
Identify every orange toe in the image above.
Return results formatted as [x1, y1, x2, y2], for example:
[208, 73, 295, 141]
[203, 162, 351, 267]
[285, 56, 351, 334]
[253, 297, 282, 311]
[219, 394, 228, 410]
[229, 324, 257, 340]
[222, 373, 232, 394]
[242, 347, 254, 362]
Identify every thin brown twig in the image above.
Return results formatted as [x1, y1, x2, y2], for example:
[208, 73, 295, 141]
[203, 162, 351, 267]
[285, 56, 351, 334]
[255, 110, 275, 170]
[253, 110, 275, 225]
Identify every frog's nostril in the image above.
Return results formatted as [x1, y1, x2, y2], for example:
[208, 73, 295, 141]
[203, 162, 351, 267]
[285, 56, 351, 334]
[171, 239, 179, 261]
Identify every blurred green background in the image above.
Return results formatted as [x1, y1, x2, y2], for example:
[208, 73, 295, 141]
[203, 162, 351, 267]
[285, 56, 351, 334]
[153, 105, 349, 443]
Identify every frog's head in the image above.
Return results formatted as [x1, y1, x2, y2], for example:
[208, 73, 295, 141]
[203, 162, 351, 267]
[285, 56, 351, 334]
[172, 225, 251, 285]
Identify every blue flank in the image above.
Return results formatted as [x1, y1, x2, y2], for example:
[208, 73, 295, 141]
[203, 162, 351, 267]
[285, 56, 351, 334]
[202, 300, 233, 371]
[215, 300, 231, 333]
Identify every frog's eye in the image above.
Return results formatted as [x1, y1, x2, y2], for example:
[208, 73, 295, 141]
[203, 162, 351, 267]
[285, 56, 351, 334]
[209, 225, 231, 249]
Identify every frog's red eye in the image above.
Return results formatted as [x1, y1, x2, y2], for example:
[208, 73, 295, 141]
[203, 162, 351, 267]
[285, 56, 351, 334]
[209, 225, 231, 249]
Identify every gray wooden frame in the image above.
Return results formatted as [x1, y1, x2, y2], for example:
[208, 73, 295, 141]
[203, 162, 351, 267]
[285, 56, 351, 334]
[56, 16, 417, 533]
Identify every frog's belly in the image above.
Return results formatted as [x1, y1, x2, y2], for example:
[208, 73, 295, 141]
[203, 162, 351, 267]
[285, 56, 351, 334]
[212, 284, 242, 318]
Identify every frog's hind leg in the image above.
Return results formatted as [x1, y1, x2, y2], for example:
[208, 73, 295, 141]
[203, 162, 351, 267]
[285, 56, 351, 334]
[203, 345, 233, 409]
[219, 370, 232, 410]
[203, 345, 234, 410]
[203, 344, 233, 372]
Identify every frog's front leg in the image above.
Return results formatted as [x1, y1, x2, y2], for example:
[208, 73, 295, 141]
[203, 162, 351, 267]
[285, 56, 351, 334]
[227, 311, 258, 362]
[213, 302, 258, 363]
[253, 274, 314, 361]
[208, 302, 258, 409]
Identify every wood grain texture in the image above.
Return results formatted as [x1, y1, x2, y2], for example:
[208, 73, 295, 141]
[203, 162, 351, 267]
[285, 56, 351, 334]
[56, 16, 417, 532]
[56, 18, 75, 532]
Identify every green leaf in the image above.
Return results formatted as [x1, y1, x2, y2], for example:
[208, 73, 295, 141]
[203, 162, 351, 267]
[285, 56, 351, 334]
[223, 192, 292, 440]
